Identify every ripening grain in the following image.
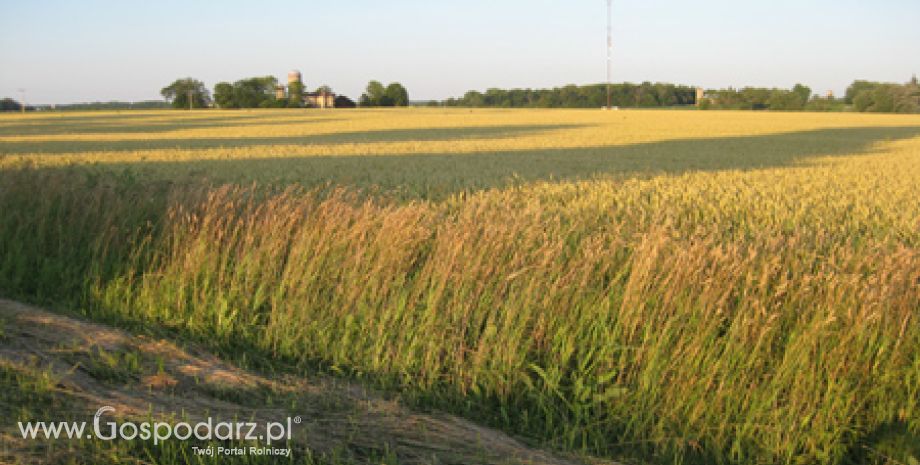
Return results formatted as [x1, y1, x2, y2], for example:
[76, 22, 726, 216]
[1, 109, 918, 464]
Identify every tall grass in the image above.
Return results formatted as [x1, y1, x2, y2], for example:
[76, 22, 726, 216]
[2, 156, 917, 464]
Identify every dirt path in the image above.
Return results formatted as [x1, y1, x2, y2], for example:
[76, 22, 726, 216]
[0, 298, 616, 465]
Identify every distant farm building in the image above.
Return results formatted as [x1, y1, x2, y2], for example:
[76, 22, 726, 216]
[279, 70, 351, 109]
[305, 91, 335, 109]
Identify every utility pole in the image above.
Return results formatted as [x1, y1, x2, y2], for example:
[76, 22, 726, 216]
[606, 0, 612, 110]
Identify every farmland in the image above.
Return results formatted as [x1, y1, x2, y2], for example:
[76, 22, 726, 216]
[1, 108, 919, 464]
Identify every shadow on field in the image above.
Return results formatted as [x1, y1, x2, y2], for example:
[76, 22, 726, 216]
[0, 113, 339, 137]
[2, 123, 920, 465]
[17, 124, 916, 199]
[0, 124, 581, 153]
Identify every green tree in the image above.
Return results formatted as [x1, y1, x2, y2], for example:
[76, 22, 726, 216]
[213, 82, 236, 108]
[160, 78, 210, 109]
[851, 84, 917, 113]
[231, 76, 278, 108]
[364, 80, 386, 106]
[288, 80, 304, 107]
[845, 80, 880, 104]
[791, 84, 811, 108]
[0, 98, 22, 112]
[384, 83, 409, 106]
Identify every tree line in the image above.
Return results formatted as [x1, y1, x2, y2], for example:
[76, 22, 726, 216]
[359, 81, 409, 107]
[699, 78, 919, 113]
[433, 78, 920, 113]
[0, 98, 32, 112]
[158, 77, 409, 109]
[698, 84, 821, 111]
[440, 82, 697, 108]
[845, 78, 920, 113]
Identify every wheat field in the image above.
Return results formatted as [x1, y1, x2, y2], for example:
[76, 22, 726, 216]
[1, 108, 919, 464]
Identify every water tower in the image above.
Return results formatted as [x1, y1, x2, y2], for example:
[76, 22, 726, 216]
[288, 70, 302, 85]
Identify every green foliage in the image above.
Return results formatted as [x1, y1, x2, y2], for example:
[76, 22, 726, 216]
[1, 97, 23, 111]
[697, 80, 911, 113]
[234, 76, 280, 109]
[384, 83, 409, 106]
[792, 83, 812, 104]
[160, 78, 211, 109]
[288, 80, 305, 107]
[804, 96, 847, 112]
[852, 83, 920, 113]
[361, 81, 408, 107]
[213, 82, 236, 109]
[210, 76, 281, 109]
[445, 82, 696, 108]
[362, 80, 386, 106]
[845, 80, 880, 104]
[765, 83, 812, 111]
[72, 347, 143, 384]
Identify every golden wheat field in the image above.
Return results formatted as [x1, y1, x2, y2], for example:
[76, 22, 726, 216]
[1, 108, 919, 465]
[3, 108, 920, 193]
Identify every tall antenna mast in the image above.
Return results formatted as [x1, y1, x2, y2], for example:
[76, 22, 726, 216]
[606, 0, 612, 109]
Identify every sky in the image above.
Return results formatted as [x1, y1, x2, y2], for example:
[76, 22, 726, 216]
[0, 0, 917, 104]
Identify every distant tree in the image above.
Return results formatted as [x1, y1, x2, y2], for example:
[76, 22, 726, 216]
[791, 84, 811, 107]
[0, 98, 21, 112]
[231, 76, 278, 108]
[768, 91, 800, 111]
[262, 98, 288, 108]
[359, 81, 408, 107]
[845, 81, 880, 104]
[213, 82, 236, 108]
[334, 95, 357, 108]
[315, 85, 333, 95]
[461, 90, 485, 107]
[288, 80, 305, 107]
[384, 82, 409, 106]
[852, 90, 874, 112]
[161, 78, 210, 109]
[442, 82, 695, 109]
[364, 81, 386, 106]
[849, 81, 920, 113]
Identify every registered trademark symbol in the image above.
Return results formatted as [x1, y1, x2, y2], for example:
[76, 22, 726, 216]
[293, 416, 302, 424]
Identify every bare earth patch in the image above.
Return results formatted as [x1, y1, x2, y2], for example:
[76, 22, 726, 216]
[0, 298, 615, 465]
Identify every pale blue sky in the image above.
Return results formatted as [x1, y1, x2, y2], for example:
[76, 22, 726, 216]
[1, 0, 917, 104]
